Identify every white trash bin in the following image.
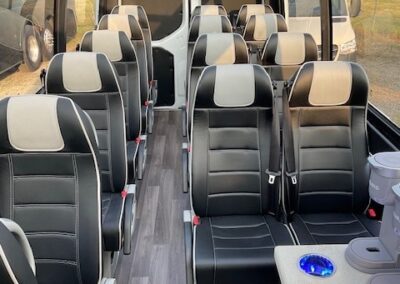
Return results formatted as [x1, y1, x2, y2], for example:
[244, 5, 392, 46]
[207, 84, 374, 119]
[368, 152, 400, 206]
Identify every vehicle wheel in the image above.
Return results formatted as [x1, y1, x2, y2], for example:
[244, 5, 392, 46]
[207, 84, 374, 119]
[22, 24, 42, 72]
[42, 19, 54, 60]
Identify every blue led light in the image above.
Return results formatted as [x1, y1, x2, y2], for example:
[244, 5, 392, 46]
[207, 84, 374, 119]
[299, 254, 335, 278]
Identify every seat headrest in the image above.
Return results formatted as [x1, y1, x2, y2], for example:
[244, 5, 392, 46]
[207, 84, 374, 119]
[46, 52, 120, 94]
[194, 64, 273, 109]
[243, 14, 287, 41]
[192, 33, 249, 67]
[237, 4, 274, 27]
[289, 61, 369, 107]
[80, 30, 137, 62]
[98, 14, 143, 41]
[0, 95, 96, 153]
[111, 5, 150, 29]
[262, 32, 318, 66]
[191, 5, 227, 19]
[189, 15, 232, 42]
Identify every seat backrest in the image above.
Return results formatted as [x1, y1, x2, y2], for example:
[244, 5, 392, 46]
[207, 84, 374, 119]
[80, 30, 141, 141]
[236, 4, 274, 29]
[0, 95, 101, 284]
[188, 15, 232, 72]
[112, 5, 154, 82]
[288, 61, 370, 214]
[187, 33, 249, 133]
[191, 64, 277, 217]
[243, 14, 287, 50]
[261, 32, 318, 81]
[98, 14, 149, 105]
[46, 52, 127, 194]
[191, 5, 227, 20]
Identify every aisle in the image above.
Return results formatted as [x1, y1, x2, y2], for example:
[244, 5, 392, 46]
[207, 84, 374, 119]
[117, 111, 189, 284]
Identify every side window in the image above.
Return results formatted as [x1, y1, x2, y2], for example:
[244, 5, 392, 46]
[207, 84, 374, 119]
[66, 0, 97, 52]
[287, 0, 323, 58]
[0, 0, 55, 96]
[341, 0, 399, 127]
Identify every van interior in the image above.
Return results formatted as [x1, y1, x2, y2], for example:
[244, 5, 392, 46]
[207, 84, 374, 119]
[0, 0, 399, 284]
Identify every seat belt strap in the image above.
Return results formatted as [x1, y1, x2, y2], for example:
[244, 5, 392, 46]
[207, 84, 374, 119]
[266, 86, 281, 184]
[282, 82, 297, 185]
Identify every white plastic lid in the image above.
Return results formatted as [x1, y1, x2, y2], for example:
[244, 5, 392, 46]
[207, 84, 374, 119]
[369, 152, 400, 179]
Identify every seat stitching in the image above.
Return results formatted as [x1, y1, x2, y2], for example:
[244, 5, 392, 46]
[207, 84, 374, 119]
[72, 155, 83, 284]
[311, 231, 368, 237]
[209, 218, 217, 284]
[297, 215, 318, 244]
[302, 220, 360, 226]
[212, 234, 271, 240]
[8, 154, 13, 219]
[262, 216, 276, 246]
[211, 223, 266, 229]
[353, 213, 373, 236]
[215, 246, 275, 250]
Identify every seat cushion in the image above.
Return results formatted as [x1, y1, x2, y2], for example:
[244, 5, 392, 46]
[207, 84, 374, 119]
[194, 215, 294, 284]
[102, 193, 125, 251]
[291, 213, 380, 245]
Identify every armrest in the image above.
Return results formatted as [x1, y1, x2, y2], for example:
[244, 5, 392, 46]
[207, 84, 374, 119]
[101, 278, 116, 284]
[102, 193, 125, 252]
[182, 143, 189, 193]
[180, 104, 187, 137]
[123, 184, 137, 255]
[150, 80, 158, 104]
[126, 141, 139, 184]
[183, 211, 194, 284]
[137, 136, 147, 180]
[0, 218, 37, 283]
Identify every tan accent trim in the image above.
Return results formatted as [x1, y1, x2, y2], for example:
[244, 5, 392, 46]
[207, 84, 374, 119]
[199, 16, 222, 35]
[254, 14, 278, 41]
[62, 52, 102, 92]
[106, 15, 132, 39]
[275, 33, 305, 65]
[200, 5, 219, 16]
[214, 65, 255, 107]
[92, 30, 123, 62]
[7, 96, 64, 152]
[205, 33, 235, 65]
[118, 5, 139, 19]
[245, 4, 267, 23]
[309, 62, 353, 106]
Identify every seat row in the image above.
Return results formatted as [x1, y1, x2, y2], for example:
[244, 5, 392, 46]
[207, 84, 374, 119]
[183, 4, 380, 284]
[0, 4, 156, 284]
[184, 60, 380, 284]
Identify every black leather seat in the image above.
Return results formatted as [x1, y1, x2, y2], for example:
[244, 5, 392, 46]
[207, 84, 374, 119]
[191, 5, 227, 21]
[236, 4, 274, 33]
[191, 64, 294, 284]
[45, 52, 129, 252]
[98, 14, 153, 134]
[243, 14, 287, 64]
[80, 30, 145, 182]
[284, 61, 380, 244]
[112, 5, 158, 105]
[188, 15, 232, 72]
[0, 95, 103, 283]
[261, 32, 318, 81]
[186, 33, 249, 138]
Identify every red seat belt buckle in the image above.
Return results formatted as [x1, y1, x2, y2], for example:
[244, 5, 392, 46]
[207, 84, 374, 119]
[193, 215, 200, 225]
[135, 137, 141, 145]
[368, 208, 377, 219]
[144, 100, 149, 106]
[121, 189, 128, 199]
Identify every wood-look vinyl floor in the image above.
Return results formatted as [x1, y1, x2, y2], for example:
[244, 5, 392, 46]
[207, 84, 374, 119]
[116, 110, 189, 284]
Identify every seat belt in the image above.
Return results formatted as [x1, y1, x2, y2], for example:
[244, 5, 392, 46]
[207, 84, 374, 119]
[266, 87, 281, 185]
[282, 82, 297, 185]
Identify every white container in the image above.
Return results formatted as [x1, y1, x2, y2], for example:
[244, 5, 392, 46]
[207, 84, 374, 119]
[368, 152, 400, 206]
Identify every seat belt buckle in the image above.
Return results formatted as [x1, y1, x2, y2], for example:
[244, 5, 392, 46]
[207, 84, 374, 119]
[266, 170, 281, 185]
[286, 171, 298, 185]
